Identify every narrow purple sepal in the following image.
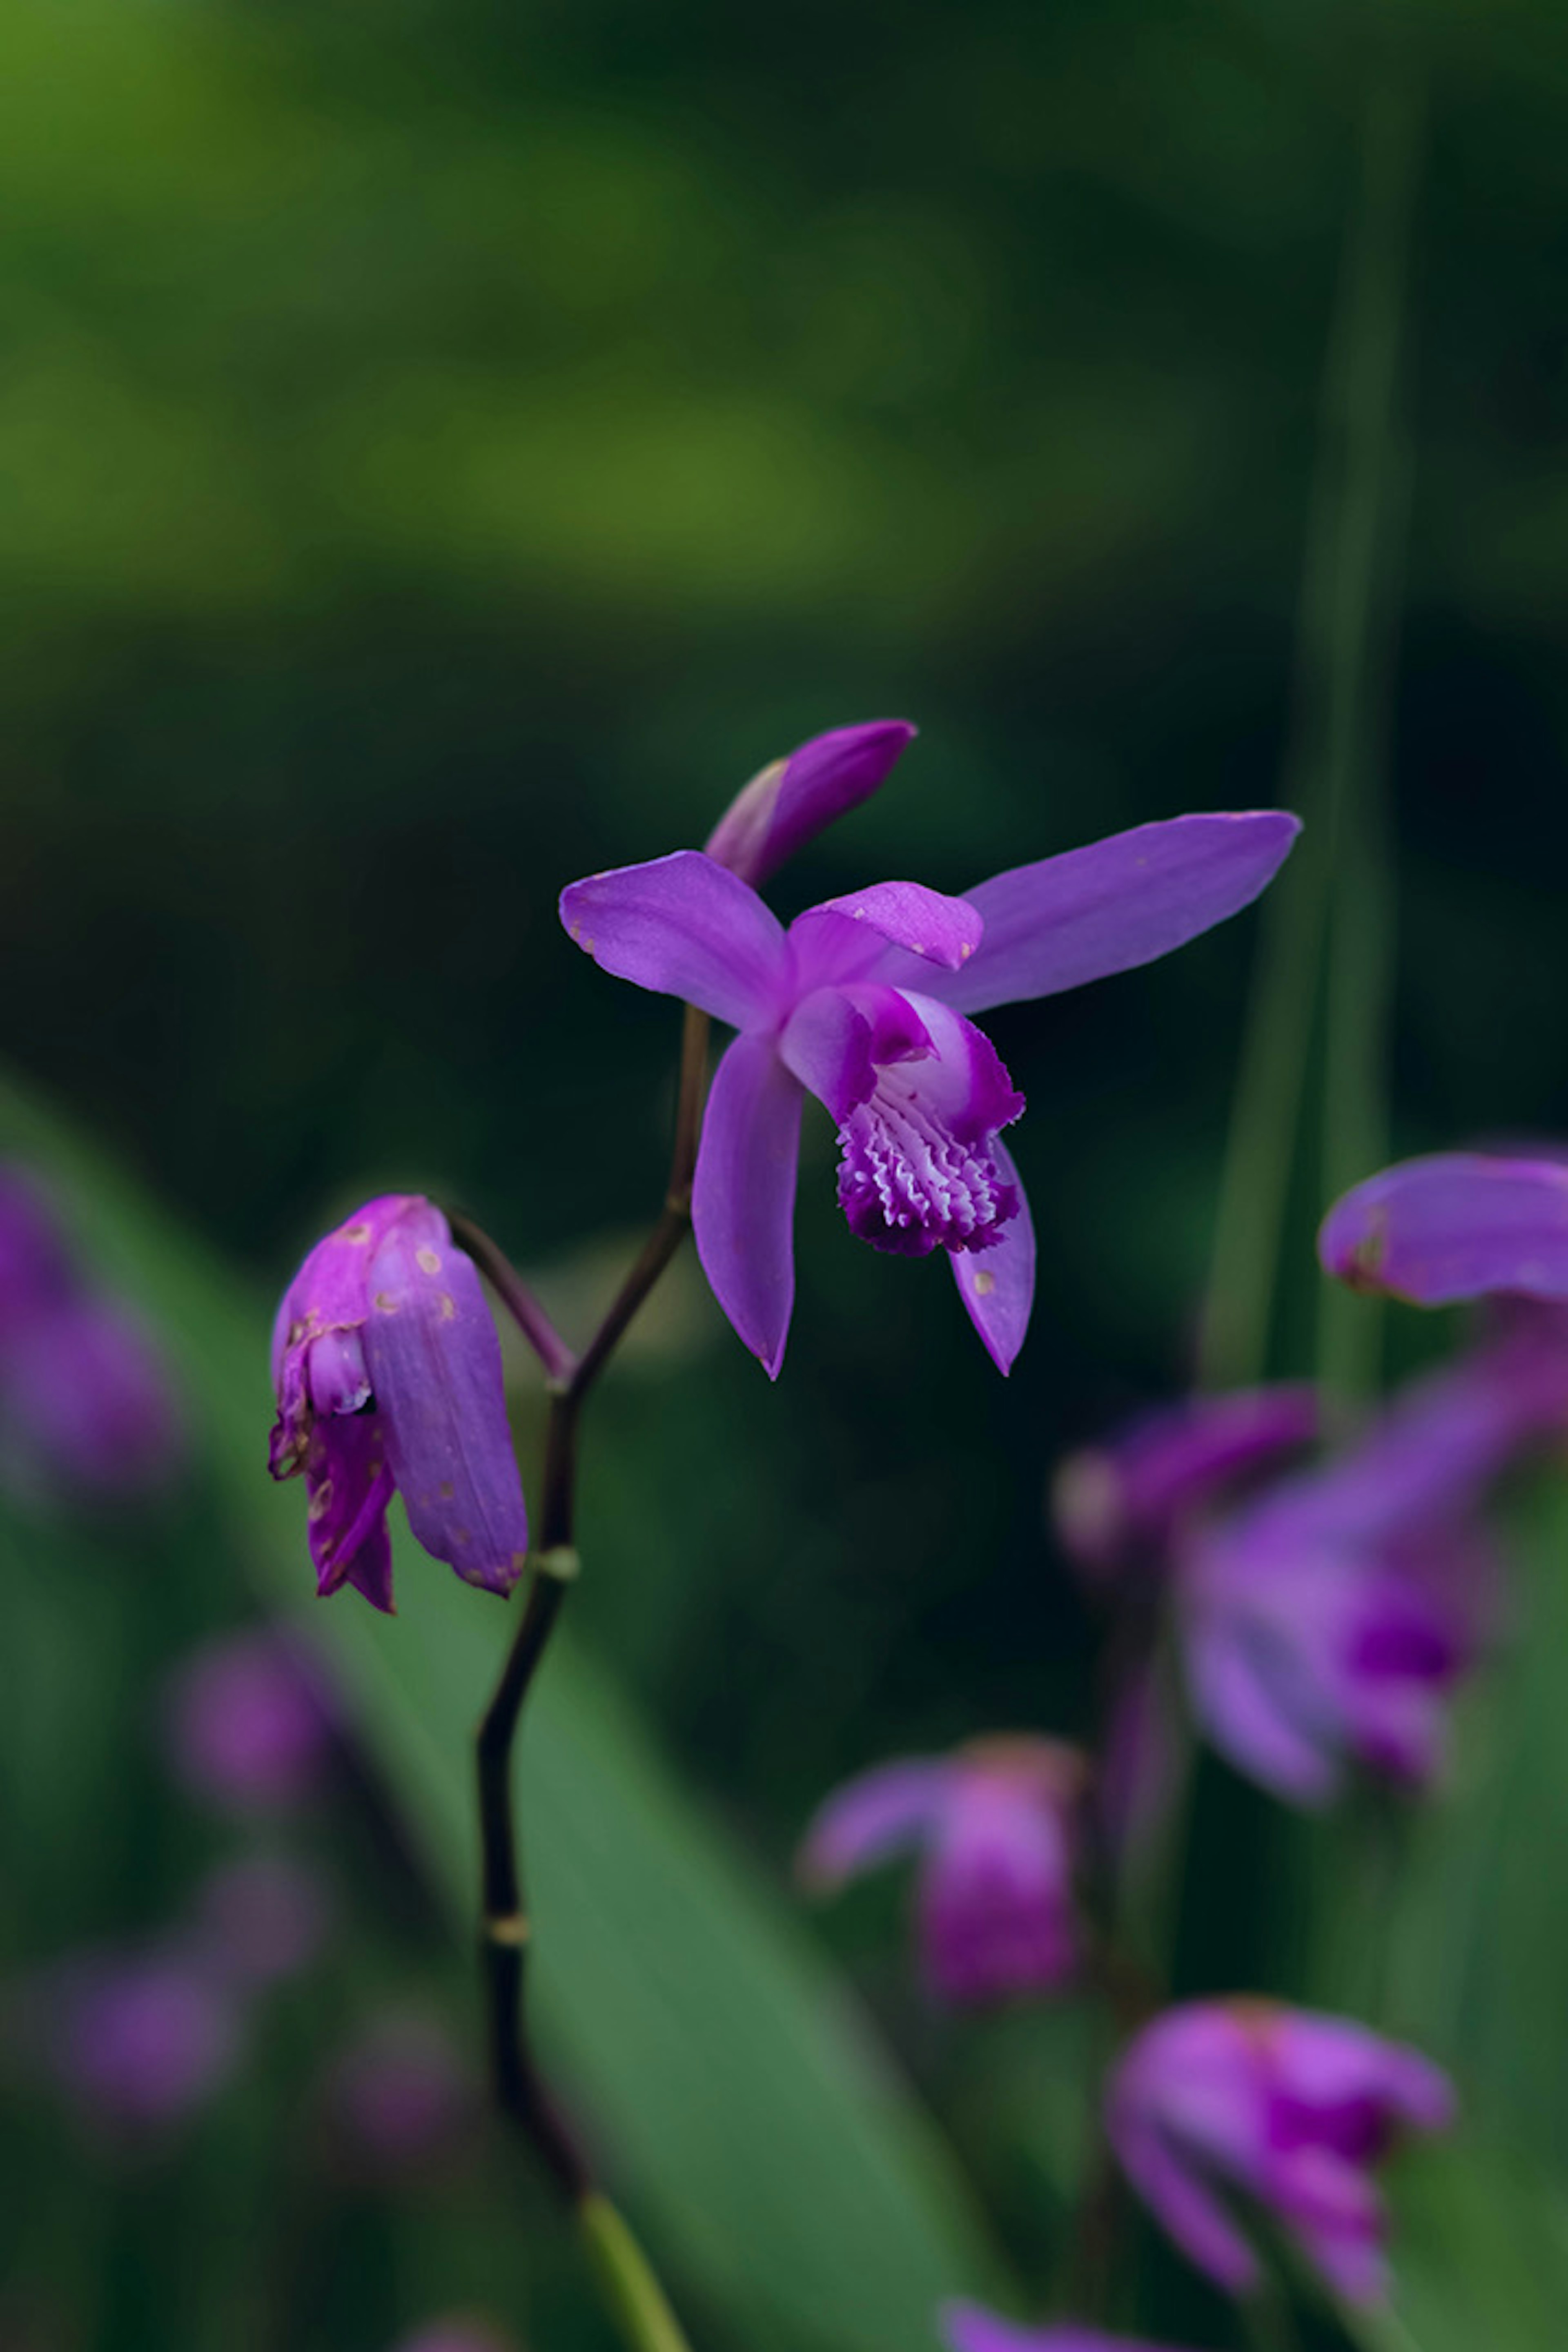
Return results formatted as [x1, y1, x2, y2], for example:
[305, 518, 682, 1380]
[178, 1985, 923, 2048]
[703, 719, 916, 886]
[797, 1758, 950, 1888]
[1320, 1152, 1568, 1305]
[363, 1204, 529, 1596]
[927, 813, 1301, 1018]
[691, 1032, 804, 1377]
[949, 1139, 1035, 1374]
[942, 2300, 1201, 2352]
[559, 850, 790, 1031]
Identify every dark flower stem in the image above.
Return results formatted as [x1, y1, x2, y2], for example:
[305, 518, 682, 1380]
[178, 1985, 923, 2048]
[468, 1002, 710, 2350]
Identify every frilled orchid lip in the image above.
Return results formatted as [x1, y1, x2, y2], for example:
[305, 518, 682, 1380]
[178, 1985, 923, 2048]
[561, 802, 1299, 1377]
[269, 1196, 529, 1613]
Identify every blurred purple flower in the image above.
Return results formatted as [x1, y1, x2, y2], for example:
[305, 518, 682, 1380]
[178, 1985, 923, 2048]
[563, 809, 1298, 1374]
[41, 1949, 242, 2133]
[192, 1854, 334, 1989]
[389, 2324, 517, 2352]
[800, 1737, 1088, 2004]
[1053, 1385, 1320, 1584]
[1319, 1151, 1568, 1305]
[1108, 1999, 1453, 2304]
[164, 1626, 336, 1813]
[269, 1195, 529, 1613]
[325, 2011, 474, 2173]
[0, 1165, 185, 1506]
[1178, 1344, 1567, 1803]
[703, 719, 917, 887]
[943, 2301, 1200, 2352]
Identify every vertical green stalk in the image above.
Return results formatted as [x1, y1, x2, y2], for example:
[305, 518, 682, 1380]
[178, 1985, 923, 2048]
[1199, 68, 1421, 1400]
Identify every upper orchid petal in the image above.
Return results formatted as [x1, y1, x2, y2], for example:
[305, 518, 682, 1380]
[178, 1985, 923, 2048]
[797, 1757, 951, 1889]
[1319, 1152, 1568, 1305]
[791, 881, 984, 985]
[691, 1032, 804, 1379]
[949, 1138, 1035, 1374]
[560, 851, 791, 1031]
[916, 813, 1300, 1017]
[703, 719, 916, 886]
[361, 1205, 529, 1597]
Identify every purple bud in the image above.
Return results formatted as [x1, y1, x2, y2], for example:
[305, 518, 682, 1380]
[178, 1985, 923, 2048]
[702, 721, 917, 887]
[270, 1196, 529, 1612]
[1108, 1999, 1454, 2304]
[942, 2301, 1202, 2352]
[1320, 1152, 1568, 1305]
[191, 1854, 334, 1989]
[1052, 1385, 1319, 1582]
[163, 1628, 336, 1814]
[800, 1737, 1088, 2006]
[325, 2011, 474, 2174]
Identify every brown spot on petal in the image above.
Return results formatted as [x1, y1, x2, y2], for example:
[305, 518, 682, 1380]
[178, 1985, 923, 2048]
[416, 1246, 442, 1275]
[439, 1481, 454, 1499]
[308, 1481, 333, 1520]
[438, 1294, 457, 1319]
[454, 1527, 471, 1546]
[973, 1270, 996, 1297]
[343, 1223, 372, 1245]
[373, 1292, 399, 1313]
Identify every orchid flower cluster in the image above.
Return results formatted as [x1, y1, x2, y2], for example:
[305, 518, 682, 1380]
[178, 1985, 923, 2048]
[248, 719, 1568, 2352]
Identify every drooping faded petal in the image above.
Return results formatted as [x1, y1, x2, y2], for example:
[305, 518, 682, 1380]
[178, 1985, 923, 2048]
[306, 1415, 396, 1613]
[559, 851, 790, 1030]
[703, 719, 917, 886]
[1052, 1385, 1320, 1578]
[362, 1206, 529, 1596]
[797, 1757, 951, 1889]
[941, 2302, 1201, 2352]
[691, 1031, 804, 1378]
[922, 813, 1300, 1017]
[790, 880, 984, 988]
[1319, 1152, 1568, 1305]
[950, 1140, 1035, 1372]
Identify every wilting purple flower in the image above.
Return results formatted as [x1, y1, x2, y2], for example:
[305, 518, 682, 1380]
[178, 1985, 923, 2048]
[191, 1855, 334, 1989]
[942, 2301, 1199, 2352]
[325, 2011, 474, 2172]
[800, 1737, 1088, 2003]
[1109, 1999, 1453, 2304]
[1053, 1385, 1320, 1584]
[269, 1196, 529, 1613]
[1321, 1151, 1568, 1305]
[563, 805, 1298, 1374]
[1178, 1343, 1568, 1803]
[704, 719, 918, 887]
[164, 1626, 336, 1812]
[0, 1166, 185, 1505]
[40, 1949, 243, 2132]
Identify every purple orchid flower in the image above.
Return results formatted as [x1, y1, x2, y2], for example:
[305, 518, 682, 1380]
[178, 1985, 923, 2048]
[0, 1164, 185, 1505]
[562, 802, 1299, 1374]
[942, 2301, 1200, 2352]
[1176, 1343, 1568, 1804]
[1108, 1999, 1453, 2305]
[269, 1195, 529, 1613]
[799, 1737, 1088, 2004]
[163, 1626, 336, 1812]
[704, 719, 918, 886]
[1053, 1385, 1320, 1584]
[36, 1948, 244, 2132]
[1321, 1150, 1568, 1305]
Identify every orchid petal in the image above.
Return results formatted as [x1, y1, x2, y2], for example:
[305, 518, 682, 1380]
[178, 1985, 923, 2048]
[363, 1206, 529, 1596]
[797, 1757, 950, 1889]
[1319, 1152, 1568, 1305]
[950, 1140, 1035, 1372]
[703, 719, 916, 886]
[792, 881, 984, 982]
[560, 850, 790, 1030]
[919, 1775, 1078, 2003]
[778, 984, 932, 1121]
[921, 813, 1300, 1016]
[691, 1032, 803, 1378]
[1183, 1606, 1341, 1805]
[307, 1416, 396, 1614]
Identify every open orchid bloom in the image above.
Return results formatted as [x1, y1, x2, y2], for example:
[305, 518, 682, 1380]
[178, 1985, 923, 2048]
[562, 805, 1298, 1375]
[1321, 1150, 1568, 1305]
[799, 1737, 1088, 2004]
[269, 1195, 529, 1613]
[1109, 2000, 1453, 2305]
[1176, 1342, 1568, 1804]
[1053, 1384, 1320, 1583]
[703, 719, 917, 886]
[943, 2301, 1200, 2352]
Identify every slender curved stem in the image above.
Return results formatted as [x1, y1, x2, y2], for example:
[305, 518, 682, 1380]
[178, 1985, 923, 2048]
[471, 1002, 710, 2347]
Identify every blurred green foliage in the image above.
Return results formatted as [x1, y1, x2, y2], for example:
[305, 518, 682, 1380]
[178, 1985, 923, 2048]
[5, 0, 1568, 2347]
